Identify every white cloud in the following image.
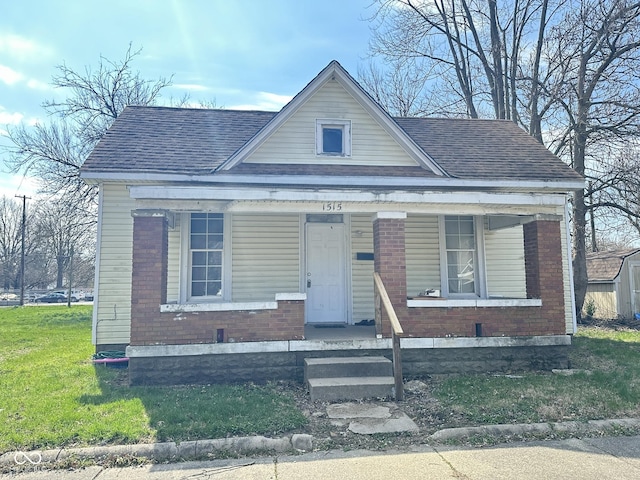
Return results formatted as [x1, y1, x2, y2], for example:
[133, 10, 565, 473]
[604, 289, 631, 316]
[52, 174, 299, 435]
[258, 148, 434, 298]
[0, 33, 53, 62]
[26, 78, 51, 91]
[231, 91, 293, 111]
[0, 174, 39, 199]
[0, 64, 24, 85]
[174, 83, 210, 92]
[0, 64, 50, 92]
[0, 108, 24, 125]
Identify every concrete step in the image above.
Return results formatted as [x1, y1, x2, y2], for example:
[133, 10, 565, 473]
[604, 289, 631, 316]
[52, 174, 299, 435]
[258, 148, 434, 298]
[304, 356, 392, 382]
[307, 376, 395, 402]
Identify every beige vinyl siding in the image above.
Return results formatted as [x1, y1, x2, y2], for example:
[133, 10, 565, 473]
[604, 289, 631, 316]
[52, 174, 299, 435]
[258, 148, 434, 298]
[166, 214, 181, 303]
[232, 214, 300, 301]
[484, 223, 526, 298]
[585, 283, 618, 319]
[245, 81, 417, 166]
[351, 214, 374, 321]
[405, 215, 441, 297]
[95, 183, 134, 345]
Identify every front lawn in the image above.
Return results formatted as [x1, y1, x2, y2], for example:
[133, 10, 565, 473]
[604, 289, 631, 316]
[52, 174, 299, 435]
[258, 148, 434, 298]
[431, 326, 640, 426]
[3, 305, 640, 455]
[0, 306, 307, 454]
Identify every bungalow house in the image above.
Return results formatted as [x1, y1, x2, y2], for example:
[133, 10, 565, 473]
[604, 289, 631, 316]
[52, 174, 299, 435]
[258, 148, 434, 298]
[585, 249, 640, 320]
[81, 61, 584, 387]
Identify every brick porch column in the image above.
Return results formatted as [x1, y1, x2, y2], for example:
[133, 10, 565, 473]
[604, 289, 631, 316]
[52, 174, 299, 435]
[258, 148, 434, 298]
[130, 210, 169, 345]
[373, 212, 407, 336]
[523, 216, 566, 334]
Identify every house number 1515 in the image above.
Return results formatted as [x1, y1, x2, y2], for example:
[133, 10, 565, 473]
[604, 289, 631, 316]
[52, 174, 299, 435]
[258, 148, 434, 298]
[322, 202, 342, 211]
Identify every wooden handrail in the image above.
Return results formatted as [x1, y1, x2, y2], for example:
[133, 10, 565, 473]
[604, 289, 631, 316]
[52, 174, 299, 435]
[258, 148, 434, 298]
[373, 272, 403, 335]
[373, 272, 404, 401]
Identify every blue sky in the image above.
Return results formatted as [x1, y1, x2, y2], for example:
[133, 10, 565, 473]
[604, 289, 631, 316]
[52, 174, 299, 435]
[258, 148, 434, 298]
[0, 0, 376, 197]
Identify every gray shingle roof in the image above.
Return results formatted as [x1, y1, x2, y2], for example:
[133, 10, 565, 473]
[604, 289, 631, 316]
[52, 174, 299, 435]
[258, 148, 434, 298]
[82, 105, 582, 184]
[586, 249, 640, 282]
[82, 107, 276, 175]
[395, 117, 581, 181]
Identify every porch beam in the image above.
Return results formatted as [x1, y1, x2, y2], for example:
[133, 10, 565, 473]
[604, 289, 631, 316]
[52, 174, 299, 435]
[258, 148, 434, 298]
[221, 202, 562, 217]
[129, 185, 568, 208]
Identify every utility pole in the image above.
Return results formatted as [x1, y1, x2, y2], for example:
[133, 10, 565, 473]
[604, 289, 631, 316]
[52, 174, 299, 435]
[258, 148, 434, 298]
[67, 246, 74, 308]
[15, 195, 30, 306]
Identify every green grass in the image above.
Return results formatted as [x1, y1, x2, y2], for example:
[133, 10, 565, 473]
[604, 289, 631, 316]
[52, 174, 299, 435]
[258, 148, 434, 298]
[431, 327, 640, 426]
[3, 306, 640, 453]
[0, 306, 307, 454]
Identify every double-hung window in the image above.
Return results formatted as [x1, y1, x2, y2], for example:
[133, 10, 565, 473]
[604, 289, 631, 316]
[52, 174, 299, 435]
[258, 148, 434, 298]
[316, 119, 351, 157]
[189, 213, 224, 299]
[443, 215, 478, 296]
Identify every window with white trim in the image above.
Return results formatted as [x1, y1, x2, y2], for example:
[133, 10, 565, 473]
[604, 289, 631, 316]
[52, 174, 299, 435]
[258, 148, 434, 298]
[316, 119, 351, 157]
[443, 215, 478, 296]
[189, 213, 224, 298]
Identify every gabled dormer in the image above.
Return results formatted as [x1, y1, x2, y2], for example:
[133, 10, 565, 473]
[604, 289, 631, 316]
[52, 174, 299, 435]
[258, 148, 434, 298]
[218, 61, 447, 175]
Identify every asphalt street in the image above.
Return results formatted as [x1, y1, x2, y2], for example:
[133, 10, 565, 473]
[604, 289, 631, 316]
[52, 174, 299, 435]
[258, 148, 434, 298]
[4, 435, 640, 479]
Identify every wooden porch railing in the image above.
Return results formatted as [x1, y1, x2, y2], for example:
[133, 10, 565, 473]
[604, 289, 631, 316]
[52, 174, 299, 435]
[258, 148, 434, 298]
[373, 272, 404, 401]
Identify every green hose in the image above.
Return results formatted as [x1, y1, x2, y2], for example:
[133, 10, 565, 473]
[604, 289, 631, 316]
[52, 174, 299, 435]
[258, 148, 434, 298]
[92, 350, 126, 360]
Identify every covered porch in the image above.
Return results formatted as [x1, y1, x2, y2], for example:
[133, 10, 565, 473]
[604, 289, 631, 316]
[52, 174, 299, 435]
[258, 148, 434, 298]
[124, 190, 573, 384]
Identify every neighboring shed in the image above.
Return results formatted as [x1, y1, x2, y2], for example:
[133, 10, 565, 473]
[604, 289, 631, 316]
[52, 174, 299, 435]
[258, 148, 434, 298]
[585, 249, 640, 319]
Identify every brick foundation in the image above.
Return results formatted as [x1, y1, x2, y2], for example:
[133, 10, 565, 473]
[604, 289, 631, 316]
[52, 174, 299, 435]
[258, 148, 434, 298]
[128, 344, 570, 386]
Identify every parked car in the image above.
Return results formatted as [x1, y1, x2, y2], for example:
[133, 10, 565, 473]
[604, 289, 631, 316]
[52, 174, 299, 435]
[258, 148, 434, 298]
[36, 292, 79, 303]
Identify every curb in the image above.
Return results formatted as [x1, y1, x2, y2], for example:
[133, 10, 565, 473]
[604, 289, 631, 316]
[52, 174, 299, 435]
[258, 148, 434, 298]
[3, 418, 640, 467]
[428, 418, 640, 442]
[0, 434, 314, 466]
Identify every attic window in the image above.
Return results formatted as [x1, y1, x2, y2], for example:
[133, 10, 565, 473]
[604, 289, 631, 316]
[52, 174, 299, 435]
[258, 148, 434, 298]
[316, 119, 351, 157]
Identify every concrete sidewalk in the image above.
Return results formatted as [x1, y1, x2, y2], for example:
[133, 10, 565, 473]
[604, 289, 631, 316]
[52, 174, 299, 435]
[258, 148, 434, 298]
[4, 435, 640, 479]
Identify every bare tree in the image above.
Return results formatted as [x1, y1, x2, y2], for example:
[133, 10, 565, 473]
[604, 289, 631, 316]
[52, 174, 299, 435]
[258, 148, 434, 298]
[366, 0, 640, 318]
[358, 58, 442, 116]
[0, 196, 44, 290]
[0, 196, 24, 290]
[588, 144, 640, 245]
[367, 0, 556, 121]
[34, 199, 96, 289]
[542, 0, 640, 318]
[5, 44, 172, 204]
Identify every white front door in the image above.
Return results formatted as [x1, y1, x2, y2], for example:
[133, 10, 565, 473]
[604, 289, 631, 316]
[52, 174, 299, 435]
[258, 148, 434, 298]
[305, 223, 347, 324]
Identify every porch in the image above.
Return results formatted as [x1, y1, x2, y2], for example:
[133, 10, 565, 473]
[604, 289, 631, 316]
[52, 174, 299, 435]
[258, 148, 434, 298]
[128, 209, 570, 344]
[124, 207, 572, 386]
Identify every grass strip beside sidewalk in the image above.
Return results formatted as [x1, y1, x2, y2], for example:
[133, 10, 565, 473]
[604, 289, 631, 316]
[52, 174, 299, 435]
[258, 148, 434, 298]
[0, 306, 307, 454]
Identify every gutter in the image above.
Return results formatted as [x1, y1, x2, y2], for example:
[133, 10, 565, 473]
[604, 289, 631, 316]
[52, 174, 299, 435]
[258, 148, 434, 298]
[81, 171, 585, 192]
